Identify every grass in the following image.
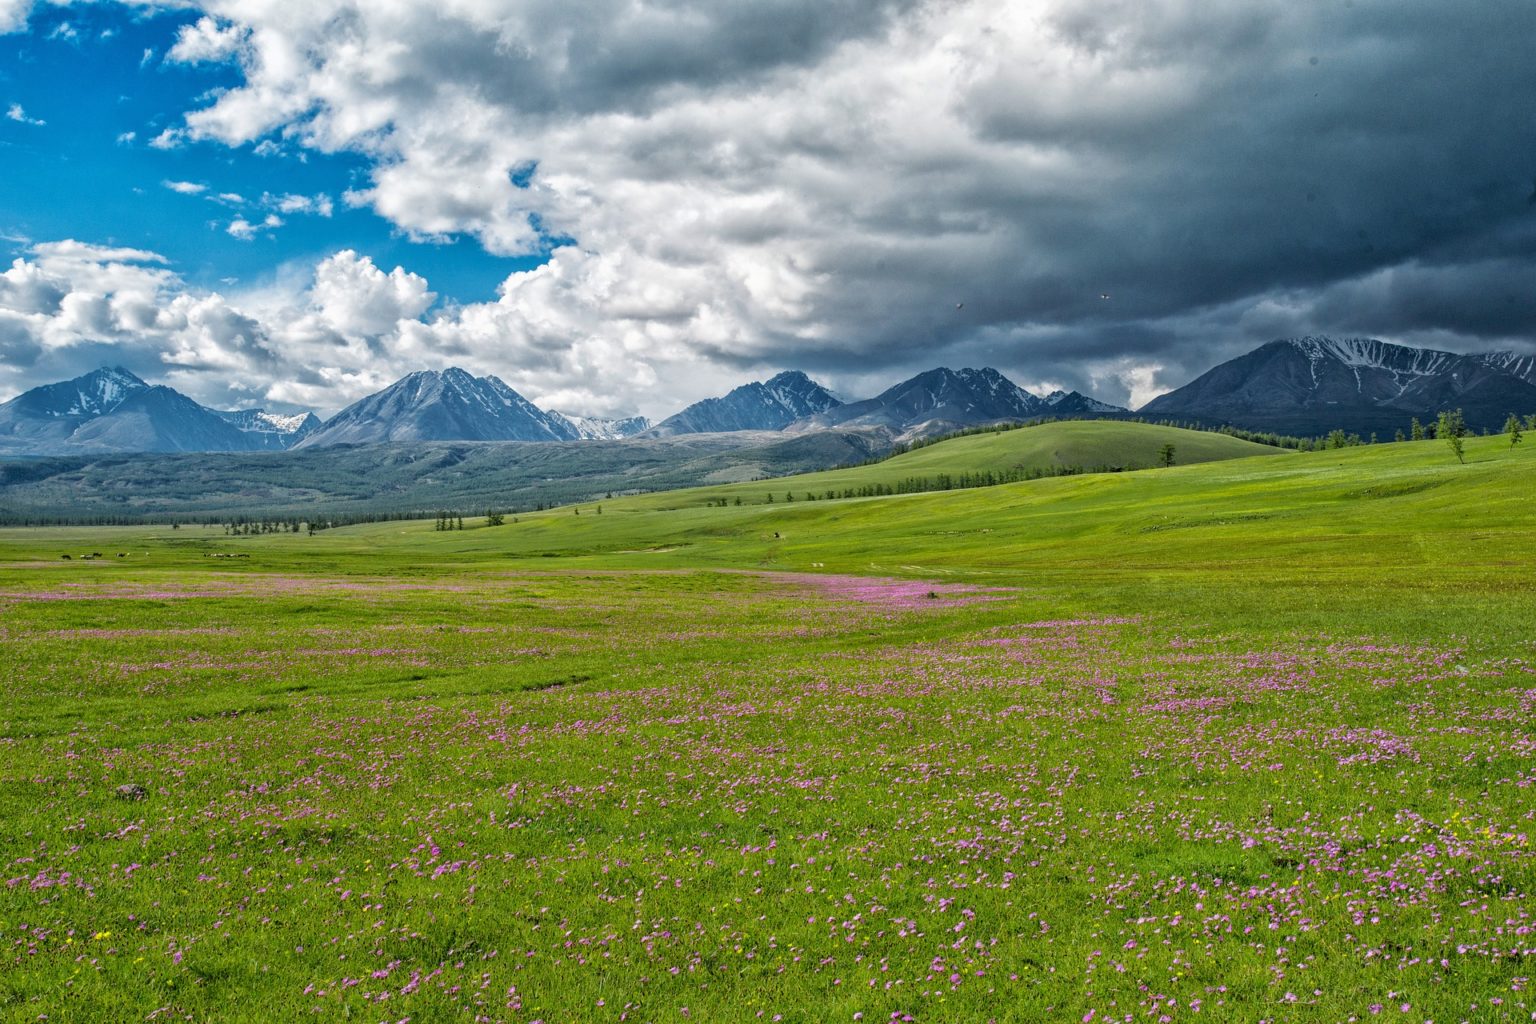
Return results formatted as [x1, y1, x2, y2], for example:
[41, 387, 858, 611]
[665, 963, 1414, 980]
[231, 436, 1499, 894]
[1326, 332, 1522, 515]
[0, 424, 1533, 1022]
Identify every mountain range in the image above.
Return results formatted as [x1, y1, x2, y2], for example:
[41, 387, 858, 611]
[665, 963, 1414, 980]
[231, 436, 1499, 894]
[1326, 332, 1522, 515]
[787, 367, 1119, 437]
[646, 371, 842, 436]
[0, 367, 318, 455]
[0, 363, 1123, 456]
[4, 336, 1535, 457]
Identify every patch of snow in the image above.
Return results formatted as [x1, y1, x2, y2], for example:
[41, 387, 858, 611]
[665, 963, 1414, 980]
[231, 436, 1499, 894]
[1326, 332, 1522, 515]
[557, 413, 652, 440]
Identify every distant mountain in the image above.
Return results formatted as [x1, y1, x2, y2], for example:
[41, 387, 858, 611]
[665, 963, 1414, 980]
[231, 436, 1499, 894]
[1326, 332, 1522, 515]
[215, 409, 323, 450]
[787, 367, 1125, 440]
[1043, 389, 1126, 415]
[1140, 336, 1536, 434]
[6, 366, 148, 421]
[0, 367, 316, 455]
[298, 368, 581, 447]
[648, 371, 841, 436]
[556, 412, 653, 441]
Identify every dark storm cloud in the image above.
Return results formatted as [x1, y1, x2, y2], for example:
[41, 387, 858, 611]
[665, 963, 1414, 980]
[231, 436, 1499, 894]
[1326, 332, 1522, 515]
[296, 0, 920, 121]
[790, 0, 1536, 372]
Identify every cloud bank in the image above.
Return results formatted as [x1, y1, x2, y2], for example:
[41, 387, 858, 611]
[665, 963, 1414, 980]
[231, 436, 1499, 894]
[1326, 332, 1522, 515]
[3, 0, 1535, 415]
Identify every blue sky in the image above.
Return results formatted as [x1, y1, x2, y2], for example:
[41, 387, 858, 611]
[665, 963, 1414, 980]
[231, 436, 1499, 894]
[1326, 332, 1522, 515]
[0, 3, 538, 304]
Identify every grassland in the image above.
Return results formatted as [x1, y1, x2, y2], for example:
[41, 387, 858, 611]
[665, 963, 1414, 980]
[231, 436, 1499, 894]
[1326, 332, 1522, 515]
[1, 424, 1533, 1023]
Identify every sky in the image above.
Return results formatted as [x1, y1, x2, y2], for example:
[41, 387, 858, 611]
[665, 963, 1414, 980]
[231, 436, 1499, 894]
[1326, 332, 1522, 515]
[1, 0, 1534, 420]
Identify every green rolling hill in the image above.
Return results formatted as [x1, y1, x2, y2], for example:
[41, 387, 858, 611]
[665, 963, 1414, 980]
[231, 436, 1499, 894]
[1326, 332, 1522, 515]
[586, 420, 1288, 510]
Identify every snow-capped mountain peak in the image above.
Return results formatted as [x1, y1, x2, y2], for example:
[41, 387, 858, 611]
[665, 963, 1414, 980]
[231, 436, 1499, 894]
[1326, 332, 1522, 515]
[1286, 336, 1457, 383]
[1479, 350, 1536, 385]
[649, 370, 841, 436]
[52, 366, 149, 417]
[254, 412, 317, 434]
[1141, 335, 1536, 433]
[213, 408, 323, 448]
[297, 368, 581, 447]
[777, 366, 1126, 440]
[1044, 389, 1124, 414]
[0, 367, 328, 454]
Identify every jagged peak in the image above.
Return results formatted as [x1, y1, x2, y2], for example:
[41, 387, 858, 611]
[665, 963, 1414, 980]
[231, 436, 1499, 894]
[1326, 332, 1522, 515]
[763, 370, 815, 387]
[85, 365, 149, 385]
[888, 366, 1021, 397]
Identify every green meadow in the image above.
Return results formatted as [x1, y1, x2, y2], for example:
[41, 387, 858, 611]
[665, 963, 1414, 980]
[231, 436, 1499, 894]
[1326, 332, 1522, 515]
[1, 422, 1533, 1023]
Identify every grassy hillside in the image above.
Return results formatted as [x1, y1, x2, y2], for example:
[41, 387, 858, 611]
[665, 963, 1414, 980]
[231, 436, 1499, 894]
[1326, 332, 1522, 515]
[604, 419, 1286, 510]
[2, 429, 1533, 1022]
[391, 432, 1531, 628]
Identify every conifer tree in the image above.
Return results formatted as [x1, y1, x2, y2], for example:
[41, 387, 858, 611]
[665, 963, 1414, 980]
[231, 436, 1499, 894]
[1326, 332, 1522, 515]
[1437, 409, 1467, 464]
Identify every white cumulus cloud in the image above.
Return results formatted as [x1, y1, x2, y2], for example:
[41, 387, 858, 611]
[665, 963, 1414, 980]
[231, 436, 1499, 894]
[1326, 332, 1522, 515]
[0, 0, 30, 36]
[6, 102, 44, 126]
[0, 239, 757, 417]
[167, 15, 247, 64]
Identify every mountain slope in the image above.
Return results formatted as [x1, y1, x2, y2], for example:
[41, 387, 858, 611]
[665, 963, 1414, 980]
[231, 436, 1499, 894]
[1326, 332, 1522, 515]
[64, 386, 262, 453]
[299, 368, 580, 447]
[1142, 336, 1536, 434]
[648, 371, 841, 436]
